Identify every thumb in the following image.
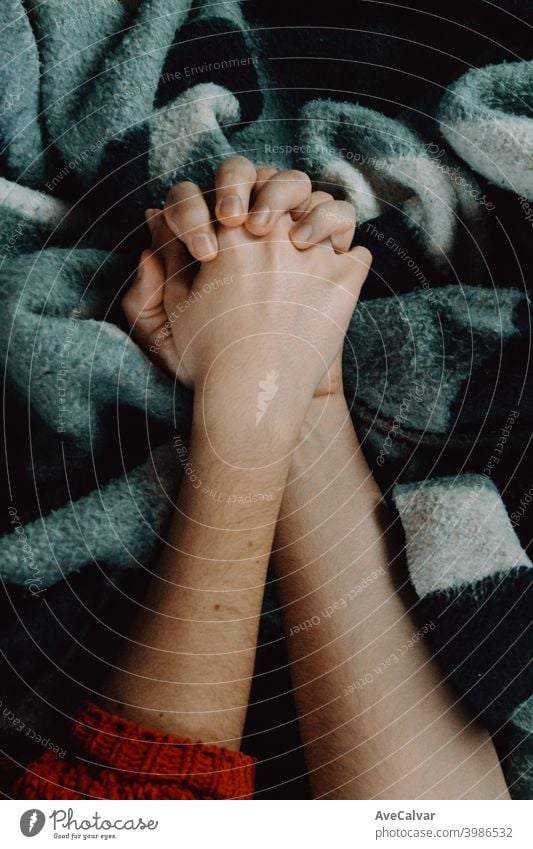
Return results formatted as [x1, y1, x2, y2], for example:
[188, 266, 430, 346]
[122, 249, 166, 331]
[121, 250, 178, 372]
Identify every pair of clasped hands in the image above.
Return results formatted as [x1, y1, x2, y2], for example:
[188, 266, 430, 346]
[122, 156, 371, 443]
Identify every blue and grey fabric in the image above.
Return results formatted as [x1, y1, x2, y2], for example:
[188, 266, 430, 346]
[0, 0, 531, 797]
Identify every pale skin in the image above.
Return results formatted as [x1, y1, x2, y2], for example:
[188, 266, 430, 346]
[108, 157, 509, 799]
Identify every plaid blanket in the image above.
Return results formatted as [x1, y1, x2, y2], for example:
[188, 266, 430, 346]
[0, 0, 531, 797]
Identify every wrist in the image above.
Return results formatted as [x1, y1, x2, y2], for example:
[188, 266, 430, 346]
[192, 388, 300, 466]
[300, 392, 351, 437]
[195, 373, 312, 455]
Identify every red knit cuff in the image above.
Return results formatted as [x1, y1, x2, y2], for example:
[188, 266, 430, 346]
[70, 702, 256, 799]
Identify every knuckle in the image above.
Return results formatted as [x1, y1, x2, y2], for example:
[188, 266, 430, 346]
[331, 233, 350, 253]
[284, 169, 311, 188]
[256, 167, 277, 183]
[312, 191, 334, 204]
[218, 155, 254, 179]
[335, 200, 356, 219]
[320, 200, 355, 231]
[179, 180, 199, 193]
[358, 246, 373, 265]
[166, 181, 196, 206]
[223, 154, 252, 170]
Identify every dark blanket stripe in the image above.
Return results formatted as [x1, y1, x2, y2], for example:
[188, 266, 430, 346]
[418, 566, 533, 727]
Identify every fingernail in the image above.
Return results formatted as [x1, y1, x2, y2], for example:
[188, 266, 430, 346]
[291, 223, 312, 243]
[191, 232, 216, 259]
[251, 205, 270, 228]
[218, 194, 243, 219]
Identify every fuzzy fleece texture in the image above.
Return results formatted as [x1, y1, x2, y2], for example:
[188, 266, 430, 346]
[0, 0, 532, 797]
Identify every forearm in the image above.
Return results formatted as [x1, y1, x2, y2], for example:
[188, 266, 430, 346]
[101, 393, 293, 749]
[273, 396, 509, 798]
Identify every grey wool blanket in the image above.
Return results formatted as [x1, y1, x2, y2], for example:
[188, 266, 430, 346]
[0, 0, 532, 797]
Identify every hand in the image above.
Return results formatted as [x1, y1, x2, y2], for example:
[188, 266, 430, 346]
[156, 156, 360, 262]
[122, 161, 371, 435]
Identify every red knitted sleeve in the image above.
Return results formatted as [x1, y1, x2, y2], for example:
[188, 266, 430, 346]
[14, 702, 256, 800]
